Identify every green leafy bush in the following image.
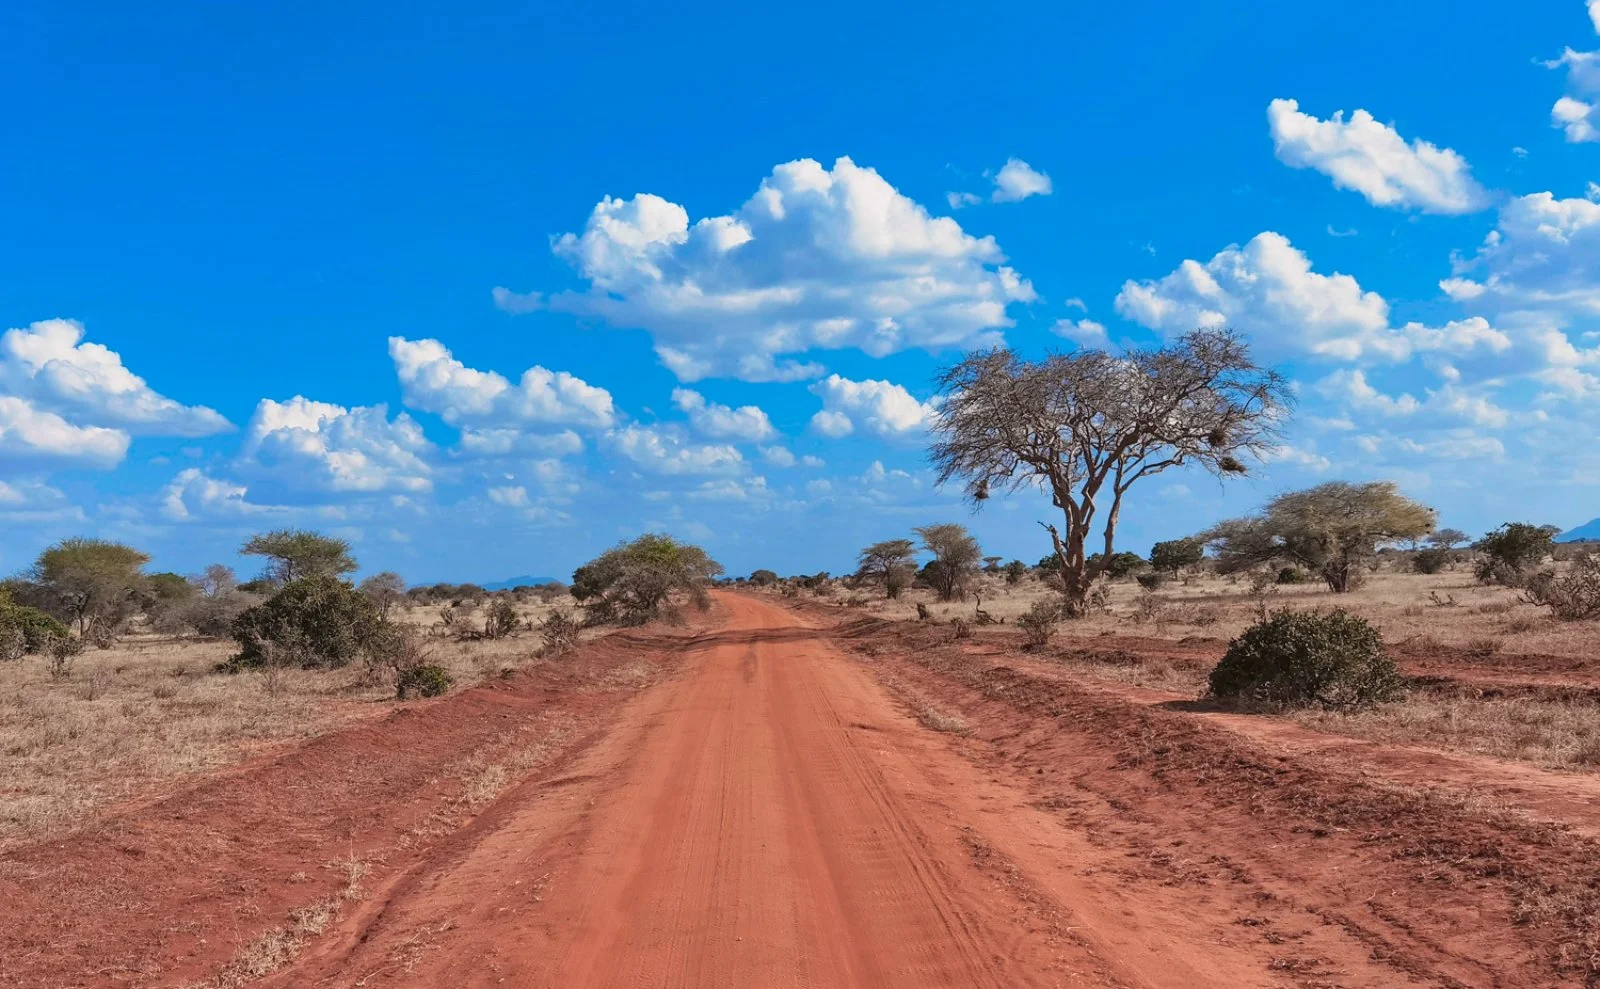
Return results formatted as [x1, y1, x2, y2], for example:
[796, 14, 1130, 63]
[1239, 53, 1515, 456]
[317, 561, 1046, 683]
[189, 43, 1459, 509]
[1135, 572, 1166, 591]
[395, 664, 453, 699]
[0, 595, 70, 658]
[1474, 522, 1560, 586]
[1411, 547, 1452, 574]
[1208, 610, 1400, 710]
[1524, 555, 1600, 620]
[226, 576, 387, 671]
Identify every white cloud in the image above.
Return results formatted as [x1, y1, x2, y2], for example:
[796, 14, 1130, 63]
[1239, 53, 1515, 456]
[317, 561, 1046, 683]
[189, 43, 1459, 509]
[389, 337, 615, 429]
[1114, 231, 1407, 360]
[759, 446, 827, 469]
[809, 410, 854, 438]
[503, 157, 1036, 381]
[1315, 369, 1509, 428]
[990, 158, 1053, 203]
[687, 476, 771, 501]
[1267, 99, 1489, 214]
[161, 468, 283, 521]
[606, 424, 744, 475]
[808, 374, 936, 439]
[1546, 42, 1600, 142]
[455, 428, 584, 458]
[1049, 318, 1110, 348]
[670, 388, 777, 441]
[946, 191, 982, 209]
[487, 485, 529, 507]
[1442, 192, 1600, 318]
[241, 397, 433, 494]
[1, 319, 230, 437]
[0, 395, 129, 467]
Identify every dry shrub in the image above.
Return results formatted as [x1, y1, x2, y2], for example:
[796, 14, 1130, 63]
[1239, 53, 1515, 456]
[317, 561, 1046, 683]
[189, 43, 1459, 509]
[1016, 599, 1061, 648]
[539, 609, 581, 656]
[483, 598, 519, 640]
[1524, 556, 1600, 621]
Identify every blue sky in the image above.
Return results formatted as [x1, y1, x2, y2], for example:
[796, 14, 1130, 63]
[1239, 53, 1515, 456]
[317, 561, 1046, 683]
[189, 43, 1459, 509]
[3, 0, 1600, 583]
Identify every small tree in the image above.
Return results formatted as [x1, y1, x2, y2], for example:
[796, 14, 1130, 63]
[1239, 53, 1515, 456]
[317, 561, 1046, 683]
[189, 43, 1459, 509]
[1149, 537, 1204, 575]
[1086, 551, 1147, 579]
[194, 564, 238, 598]
[31, 537, 151, 636]
[241, 529, 357, 584]
[749, 569, 779, 587]
[571, 533, 723, 625]
[359, 571, 407, 619]
[931, 330, 1288, 616]
[1205, 482, 1436, 593]
[915, 524, 982, 601]
[857, 539, 918, 599]
[1003, 560, 1029, 585]
[1427, 528, 1469, 550]
[1473, 523, 1561, 587]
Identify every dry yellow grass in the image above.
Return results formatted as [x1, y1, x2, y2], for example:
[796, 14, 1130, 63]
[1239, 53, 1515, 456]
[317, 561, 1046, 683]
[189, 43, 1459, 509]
[0, 596, 580, 849]
[820, 565, 1594, 659]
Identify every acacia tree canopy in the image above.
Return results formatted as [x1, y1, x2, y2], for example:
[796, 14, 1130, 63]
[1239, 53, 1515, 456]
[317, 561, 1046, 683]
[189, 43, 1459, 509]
[241, 529, 357, 584]
[571, 533, 723, 625]
[1205, 481, 1436, 592]
[930, 330, 1289, 615]
[31, 537, 151, 635]
[857, 539, 918, 599]
[915, 524, 982, 602]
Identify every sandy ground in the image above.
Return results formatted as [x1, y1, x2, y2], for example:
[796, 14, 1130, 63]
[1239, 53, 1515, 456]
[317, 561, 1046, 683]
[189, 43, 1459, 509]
[5, 592, 1598, 987]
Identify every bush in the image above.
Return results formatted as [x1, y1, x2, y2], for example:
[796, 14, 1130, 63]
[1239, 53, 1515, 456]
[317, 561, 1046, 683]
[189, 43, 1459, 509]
[226, 576, 388, 671]
[395, 664, 453, 699]
[1524, 556, 1600, 620]
[1016, 599, 1061, 648]
[484, 598, 519, 639]
[0, 596, 70, 657]
[539, 608, 581, 656]
[1274, 567, 1309, 585]
[1135, 572, 1166, 591]
[1474, 522, 1558, 586]
[1208, 610, 1401, 710]
[1411, 547, 1451, 574]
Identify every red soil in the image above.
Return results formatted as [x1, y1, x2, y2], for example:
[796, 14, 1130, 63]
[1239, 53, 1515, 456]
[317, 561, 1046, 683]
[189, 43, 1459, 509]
[7, 594, 1599, 987]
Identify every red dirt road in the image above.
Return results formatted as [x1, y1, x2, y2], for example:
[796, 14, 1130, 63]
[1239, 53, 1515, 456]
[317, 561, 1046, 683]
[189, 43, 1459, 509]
[279, 593, 1104, 987]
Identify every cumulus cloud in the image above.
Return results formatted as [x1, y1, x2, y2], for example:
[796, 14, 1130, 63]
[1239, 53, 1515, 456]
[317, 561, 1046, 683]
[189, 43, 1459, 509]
[1, 319, 230, 436]
[991, 158, 1053, 202]
[1441, 192, 1600, 318]
[240, 397, 433, 494]
[606, 424, 744, 475]
[1268, 100, 1489, 213]
[947, 157, 1053, 208]
[1315, 369, 1509, 428]
[1545, 26, 1600, 143]
[1049, 318, 1111, 348]
[808, 374, 936, 440]
[161, 468, 285, 521]
[670, 388, 777, 442]
[0, 395, 129, 467]
[500, 157, 1036, 381]
[1114, 232, 1403, 360]
[389, 337, 614, 429]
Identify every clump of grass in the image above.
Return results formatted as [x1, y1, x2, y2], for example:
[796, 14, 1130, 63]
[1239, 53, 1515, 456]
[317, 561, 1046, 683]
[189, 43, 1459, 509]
[1297, 694, 1600, 770]
[915, 705, 970, 734]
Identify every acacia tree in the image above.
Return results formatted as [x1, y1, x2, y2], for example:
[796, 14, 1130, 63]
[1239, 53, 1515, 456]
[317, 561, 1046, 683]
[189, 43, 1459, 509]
[930, 330, 1289, 616]
[1149, 537, 1205, 575]
[571, 533, 724, 625]
[241, 529, 357, 584]
[359, 571, 407, 619]
[1204, 481, 1436, 592]
[31, 537, 151, 636]
[856, 539, 918, 599]
[915, 524, 982, 601]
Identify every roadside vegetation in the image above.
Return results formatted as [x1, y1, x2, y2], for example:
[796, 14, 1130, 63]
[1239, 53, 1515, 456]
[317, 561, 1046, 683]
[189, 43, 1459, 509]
[0, 525, 722, 847]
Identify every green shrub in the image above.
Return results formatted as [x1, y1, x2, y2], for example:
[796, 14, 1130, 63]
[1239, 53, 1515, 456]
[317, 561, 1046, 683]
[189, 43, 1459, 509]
[226, 576, 387, 671]
[1411, 547, 1451, 574]
[0, 596, 70, 657]
[395, 664, 453, 699]
[539, 608, 581, 656]
[1135, 572, 1166, 591]
[484, 597, 519, 639]
[1274, 567, 1309, 585]
[1524, 555, 1600, 620]
[1208, 610, 1400, 710]
[1474, 522, 1559, 586]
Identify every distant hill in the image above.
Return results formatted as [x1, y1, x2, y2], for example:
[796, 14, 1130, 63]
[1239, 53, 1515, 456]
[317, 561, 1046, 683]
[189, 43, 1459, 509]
[481, 575, 560, 591]
[1559, 519, 1600, 543]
